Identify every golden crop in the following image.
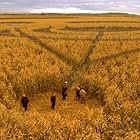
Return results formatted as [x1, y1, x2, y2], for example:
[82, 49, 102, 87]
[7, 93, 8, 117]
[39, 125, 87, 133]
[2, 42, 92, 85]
[0, 14, 140, 139]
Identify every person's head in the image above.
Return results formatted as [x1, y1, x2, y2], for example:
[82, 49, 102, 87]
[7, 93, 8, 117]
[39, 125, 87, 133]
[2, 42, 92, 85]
[64, 81, 68, 85]
[53, 92, 56, 96]
[22, 94, 26, 97]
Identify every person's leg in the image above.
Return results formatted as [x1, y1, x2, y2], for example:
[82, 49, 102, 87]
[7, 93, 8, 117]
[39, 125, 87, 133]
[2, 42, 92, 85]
[81, 97, 83, 104]
[62, 93, 65, 100]
[63, 93, 66, 100]
[76, 93, 78, 100]
[78, 94, 80, 101]
[53, 103, 55, 109]
[52, 103, 55, 110]
[24, 104, 28, 111]
[64, 94, 67, 100]
[76, 93, 79, 100]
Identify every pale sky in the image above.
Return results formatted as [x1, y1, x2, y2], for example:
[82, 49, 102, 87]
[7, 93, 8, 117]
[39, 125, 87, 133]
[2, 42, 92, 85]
[0, 0, 140, 14]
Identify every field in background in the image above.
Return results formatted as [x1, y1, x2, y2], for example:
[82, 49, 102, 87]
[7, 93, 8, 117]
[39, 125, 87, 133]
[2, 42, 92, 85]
[0, 14, 140, 139]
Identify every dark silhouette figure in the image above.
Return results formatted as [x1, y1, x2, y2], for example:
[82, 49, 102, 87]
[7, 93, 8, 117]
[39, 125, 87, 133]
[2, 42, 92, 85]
[21, 94, 29, 111]
[62, 81, 68, 100]
[76, 86, 81, 100]
[51, 93, 56, 110]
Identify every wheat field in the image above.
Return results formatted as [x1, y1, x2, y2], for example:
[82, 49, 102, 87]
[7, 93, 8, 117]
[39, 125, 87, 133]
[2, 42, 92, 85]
[0, 14, 140, 140]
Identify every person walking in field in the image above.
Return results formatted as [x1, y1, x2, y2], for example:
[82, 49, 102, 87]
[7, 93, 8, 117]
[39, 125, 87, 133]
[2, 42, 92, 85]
[21, 94, 29, 111]
[51, 93, 56, 110]
[75, 85, 81, 100]
[79, 89, 86, 104]
[62, 81, 68, 100]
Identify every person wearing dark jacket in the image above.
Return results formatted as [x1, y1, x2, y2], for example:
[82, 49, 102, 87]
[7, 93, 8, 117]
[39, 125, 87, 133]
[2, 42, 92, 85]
[62, 81, 68, 100]
[21, 94, 29, 111]
[51, 93, 56, 110]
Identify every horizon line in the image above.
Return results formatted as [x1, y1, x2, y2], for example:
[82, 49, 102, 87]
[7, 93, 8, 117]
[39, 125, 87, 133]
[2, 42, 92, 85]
[0, 11, 139, 16]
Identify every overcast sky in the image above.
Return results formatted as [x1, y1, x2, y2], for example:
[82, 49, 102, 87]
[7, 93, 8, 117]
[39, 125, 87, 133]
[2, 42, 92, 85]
[0, 0, 140, 14]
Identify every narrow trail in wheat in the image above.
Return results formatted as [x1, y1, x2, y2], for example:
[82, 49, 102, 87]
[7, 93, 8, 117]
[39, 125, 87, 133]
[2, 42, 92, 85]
[12, 28, 103, 127]
[26, 89, 102, 126]
[15, 28, 79, 66]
